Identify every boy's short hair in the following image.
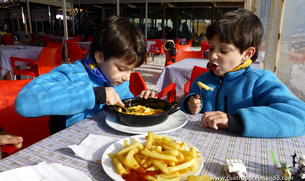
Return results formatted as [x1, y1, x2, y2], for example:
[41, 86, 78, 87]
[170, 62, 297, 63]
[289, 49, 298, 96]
[206, 9, 264, 62]
[90, 16, 146, 67]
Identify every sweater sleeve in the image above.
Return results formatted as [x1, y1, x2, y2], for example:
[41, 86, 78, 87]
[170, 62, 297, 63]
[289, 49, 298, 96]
[15, 63, 96, 117]
[239, 71, 305, 138]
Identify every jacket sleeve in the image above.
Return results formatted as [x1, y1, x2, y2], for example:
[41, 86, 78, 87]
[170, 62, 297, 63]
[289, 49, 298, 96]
[239, 70, 305, 138]
[15, 64, 96, 117]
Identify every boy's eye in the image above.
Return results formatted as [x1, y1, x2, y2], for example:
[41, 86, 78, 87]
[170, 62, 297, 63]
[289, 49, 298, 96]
[221, 50, 228, 54]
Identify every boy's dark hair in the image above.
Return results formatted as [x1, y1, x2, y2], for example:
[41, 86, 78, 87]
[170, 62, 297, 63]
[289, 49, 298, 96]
[206, 9, 263, 62]
[90, 16, 146, 67]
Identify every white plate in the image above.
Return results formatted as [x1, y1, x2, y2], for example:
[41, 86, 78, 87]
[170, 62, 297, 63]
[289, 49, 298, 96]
[105, 110, 188, 134]
[101, 135, 203, 181]
[0, 163, 91, 181]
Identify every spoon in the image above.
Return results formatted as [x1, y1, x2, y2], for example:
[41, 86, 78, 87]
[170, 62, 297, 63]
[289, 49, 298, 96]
[115, 103, 135, 114]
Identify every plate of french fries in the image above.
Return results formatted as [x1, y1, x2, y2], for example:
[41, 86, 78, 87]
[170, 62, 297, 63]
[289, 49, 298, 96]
[101, 132, 203, 181]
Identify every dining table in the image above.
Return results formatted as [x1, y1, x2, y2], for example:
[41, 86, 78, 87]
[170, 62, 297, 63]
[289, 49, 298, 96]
[156, 58, 263, 93]
[0, 110, 304, 180]
[0, 45, 43, 79]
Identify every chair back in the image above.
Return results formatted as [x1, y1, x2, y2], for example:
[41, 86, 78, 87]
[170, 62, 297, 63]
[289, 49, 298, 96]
[0, 79, 50, 148]
[201, 41, 210, 52]
[164, 49, 175, 66]
[130, 71, 176, 102]
[129, 72, 147, 97]
[37, 47, 58, 75]
[66, 40, 83, 63]
[41, 35, 53, 47]
[184, 66, 209, 96]
[175, 50, 203, 62]
[189, 66, 209, 86]
[87, 36, 94, 41]
[73, 36, 82, 42]
[176, 44, 191, 51]
[4, 34, 14, 45]
[47, 43, 63, 66]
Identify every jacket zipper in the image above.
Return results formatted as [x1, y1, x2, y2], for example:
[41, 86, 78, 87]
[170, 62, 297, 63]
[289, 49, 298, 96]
[215, 77, 224, 111]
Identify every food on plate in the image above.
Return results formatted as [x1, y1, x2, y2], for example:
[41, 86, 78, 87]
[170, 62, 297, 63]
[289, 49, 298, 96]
[109, 131, 201, 181]
[117, 105, 164, 115]
[187, 175, 211, 181]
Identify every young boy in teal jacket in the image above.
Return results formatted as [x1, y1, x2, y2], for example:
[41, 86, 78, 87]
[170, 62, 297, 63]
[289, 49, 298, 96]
[181, 9, 305, 138]
[15, 16, 154, 134]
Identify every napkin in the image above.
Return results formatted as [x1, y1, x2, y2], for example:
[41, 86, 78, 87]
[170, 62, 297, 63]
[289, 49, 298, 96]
[68, 134, 119, 162]
[0, 162, 91, 181]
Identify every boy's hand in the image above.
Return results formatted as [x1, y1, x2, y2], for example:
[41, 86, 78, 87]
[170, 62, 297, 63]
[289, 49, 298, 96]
[0, 131, 23, 149]
[105, 87, 124, 106]
[139, 90, 155, 99]
[201, 111, 229, 130]
[188, 94, 201, 114]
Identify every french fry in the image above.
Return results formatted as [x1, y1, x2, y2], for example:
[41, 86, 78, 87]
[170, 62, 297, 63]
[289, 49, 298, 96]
[168, 157, 197, 172]
[124, 140, 129, 147]
[146, 131, 154, 149]
[197, 81, 214, 91]
[152, 159, 170, 174]
[111, 157, 126, 175]
[141, 149, 177, 162]
[117, 142, 140, 156]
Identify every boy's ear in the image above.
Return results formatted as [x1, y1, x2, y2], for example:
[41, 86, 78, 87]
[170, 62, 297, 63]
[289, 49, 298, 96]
[95, 51, 104, 63]
[243, 47, 255, 60]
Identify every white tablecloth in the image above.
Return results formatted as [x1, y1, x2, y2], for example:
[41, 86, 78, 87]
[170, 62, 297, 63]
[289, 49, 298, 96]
[0, 45, 43, 77]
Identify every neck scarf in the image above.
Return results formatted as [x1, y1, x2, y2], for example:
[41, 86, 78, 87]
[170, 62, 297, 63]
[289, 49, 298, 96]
[207, 59, 252, 76]
[83, 52, 109, 83]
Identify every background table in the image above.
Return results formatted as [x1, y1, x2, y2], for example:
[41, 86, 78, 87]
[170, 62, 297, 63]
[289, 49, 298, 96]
[0, 110, 304, 180]
[0, 45, 43, 78]
[77, 41, 91, 51]
[157, 58, 209, 93]
[156, 58, 263, 93]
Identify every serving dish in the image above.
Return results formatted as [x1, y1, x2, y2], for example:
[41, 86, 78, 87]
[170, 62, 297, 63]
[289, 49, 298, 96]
[105, 110, 187, 134]
[104, 98, 180, 127]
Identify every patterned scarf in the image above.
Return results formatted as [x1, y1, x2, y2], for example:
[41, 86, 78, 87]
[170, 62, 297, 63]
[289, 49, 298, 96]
[83, 52, 109, 83]
[207, 59, 253, 75]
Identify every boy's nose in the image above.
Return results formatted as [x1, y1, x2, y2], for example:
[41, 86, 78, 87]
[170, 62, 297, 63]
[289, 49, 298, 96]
[123, 72, 131, 82]
[210, 52, 218, 60]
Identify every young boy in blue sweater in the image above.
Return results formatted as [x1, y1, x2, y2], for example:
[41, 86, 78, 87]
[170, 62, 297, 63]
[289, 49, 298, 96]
[15, 16, 154, 134]
[181, 9, 305, 138]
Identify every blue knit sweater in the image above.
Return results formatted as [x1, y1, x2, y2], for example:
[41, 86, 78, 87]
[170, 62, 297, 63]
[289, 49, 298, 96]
[15, 59, 134, 127]
[181, 66, 305, 138]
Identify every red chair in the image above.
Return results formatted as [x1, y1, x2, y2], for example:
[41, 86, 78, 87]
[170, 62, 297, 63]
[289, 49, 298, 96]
[10, 47, 58, 78]
[149, 39, 166, 62]
[184, 38, 193, 47]
[201, 41, 210, 52]
[0, 79, 50, 150]
[87, 36, 94, 41]
[176, 44, 192, 51]
[0, 34, 15, 45]
[130, 72, 176, 103]
[41, 35, 61, 47]
[30, 34, 42, 46]
[47, 43, 63, 66]
[164, 49, 175, 66]
[73, 36, 82, 42]
[183, 66, 209, 96]
[175, 50, 203, 63]
[66, 40, 88, 63]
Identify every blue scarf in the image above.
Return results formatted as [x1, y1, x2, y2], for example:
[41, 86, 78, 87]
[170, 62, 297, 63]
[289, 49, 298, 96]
[83, 52, 109, 84]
